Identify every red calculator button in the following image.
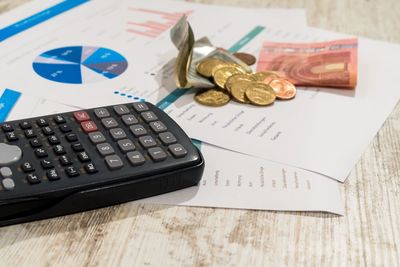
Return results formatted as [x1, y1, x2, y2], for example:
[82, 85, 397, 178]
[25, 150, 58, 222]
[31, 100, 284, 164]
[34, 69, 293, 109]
[81, 121, 98, 133]
[74, 111, 90, 122]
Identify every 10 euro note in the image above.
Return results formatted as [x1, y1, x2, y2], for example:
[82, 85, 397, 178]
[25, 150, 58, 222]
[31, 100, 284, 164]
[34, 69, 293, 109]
[257, 38, 358, 89]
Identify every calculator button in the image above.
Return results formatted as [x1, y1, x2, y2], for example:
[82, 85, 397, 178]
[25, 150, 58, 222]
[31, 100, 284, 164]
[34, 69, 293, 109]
[139, 136, 157, 148]
[22, 162, 35, 172]
[84, 163, 98, 174]
[30, 139, 42, 148]
[0, 143, 22, 165]
[59, 124, 72, 133]
[37, 118, 49, 127]
[42, 126, 54, 136]
[141, 111, 158, 122]
[132, 102, 149, 112]
[158, 132, 177, 145]
[54, 145, 66, 155]
[97, 143, 115, 156]
[27, 173, 41, 184]
[6, 132, 18, 141]
[54, 115, 66, 124]
[41, 159, 54, 169]
[118, 139, 135, 153]
[168, 144, 188, 158]
[66, 166, 79, 177]
[148, 147, 167, 162]
[110, 128, 127, 140]
[101, 118, 119, 129]
[2, 123, 13, 132]
[66, 133, 78, 142]
[47, 169, 60, 181]
[48, 135, 60, 145]
[35, 148, 48, 158]
[113, 105, 130, 115]
[130, 124, 147, 137]
[59, 155, 72, 166]
[81, 121, 98, 133]
[71, 143, 84, 152]
[121, 114, 138, 126]
[149, 121, 167, 133]
[0, 167, 12, 178]
[127, 151, 145, 166]
[105, 155, 124, 170]
[78, 151, 91, 162]
[20, 121, 32, 130]
[2, 178, 15, 191]
[94, 108, 110, 119]
[74, 111, 90, 122]
[24, 129, 37, 138]
[88, 132, 106, 144]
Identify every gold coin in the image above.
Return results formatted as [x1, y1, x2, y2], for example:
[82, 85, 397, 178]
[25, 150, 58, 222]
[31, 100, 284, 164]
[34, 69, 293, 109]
[195, 88, 231, 107]
[269, 78, 297, 100]
[253, 71, 280, 82]
[245, 82, 276, 106]
[213, 66, 245, 89]
[230, 80, 253, 103]
[196, 58, 226, 78]
[225, 73, 256, 92]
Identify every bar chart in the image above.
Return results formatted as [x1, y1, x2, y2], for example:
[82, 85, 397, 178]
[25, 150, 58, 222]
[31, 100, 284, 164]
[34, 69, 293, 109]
[126, 7, 192, 38]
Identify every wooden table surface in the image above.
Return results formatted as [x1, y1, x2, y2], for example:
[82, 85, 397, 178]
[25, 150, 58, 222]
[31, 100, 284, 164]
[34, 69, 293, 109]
[1, 0, 400, 266]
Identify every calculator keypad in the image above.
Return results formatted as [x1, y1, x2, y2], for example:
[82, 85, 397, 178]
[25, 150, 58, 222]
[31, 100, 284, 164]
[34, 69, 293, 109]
[0, 102, 198, 198]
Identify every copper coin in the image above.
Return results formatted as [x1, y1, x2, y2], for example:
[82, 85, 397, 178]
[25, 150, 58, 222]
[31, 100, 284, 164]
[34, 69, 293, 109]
[268, 78, 297, 100]
[262, 74, 281, 85]
[233, 52, 257, 66]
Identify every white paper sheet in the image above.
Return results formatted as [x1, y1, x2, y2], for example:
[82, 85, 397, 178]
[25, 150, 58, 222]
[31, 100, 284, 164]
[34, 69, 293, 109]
[141, 142, 344, 215]
[0, 0, 306, 109]
[165, 27, 400, 182]
[2, 93, 343, 215]
[0, 4, 344, 214]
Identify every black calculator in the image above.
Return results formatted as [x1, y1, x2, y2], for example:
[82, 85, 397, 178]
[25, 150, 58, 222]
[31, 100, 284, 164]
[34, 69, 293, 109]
[0, 102, 204, 226]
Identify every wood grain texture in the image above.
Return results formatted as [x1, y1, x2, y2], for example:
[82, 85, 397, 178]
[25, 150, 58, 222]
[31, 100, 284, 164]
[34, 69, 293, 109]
[1, 0, 400, 266]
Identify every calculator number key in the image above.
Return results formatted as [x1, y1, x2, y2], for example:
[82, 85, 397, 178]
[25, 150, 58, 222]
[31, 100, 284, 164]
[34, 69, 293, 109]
[105, 155, 124, 170]
[118, 139, 135, 153]
[139, 136, 157, 148]
[169, 144, 188, 158]
[110, 128, 127, 140]
[89, 132, 106, 144]
[130, 124, 147, 137]
[97, 143, 115, 156]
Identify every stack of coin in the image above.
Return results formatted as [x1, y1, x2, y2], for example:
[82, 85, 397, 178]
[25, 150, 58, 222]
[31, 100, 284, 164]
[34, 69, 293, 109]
[194, 54, 297, 107]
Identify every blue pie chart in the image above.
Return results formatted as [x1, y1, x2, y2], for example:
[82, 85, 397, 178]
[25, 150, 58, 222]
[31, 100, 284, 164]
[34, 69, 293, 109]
[32, 46, 128, 84]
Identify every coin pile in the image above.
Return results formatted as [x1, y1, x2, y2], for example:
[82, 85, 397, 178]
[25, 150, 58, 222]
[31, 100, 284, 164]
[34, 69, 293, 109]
[194, 54, 297, 107]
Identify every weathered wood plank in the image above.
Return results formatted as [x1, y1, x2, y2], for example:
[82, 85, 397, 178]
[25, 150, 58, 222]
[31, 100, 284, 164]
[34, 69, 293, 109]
[0, 0, 400, 265]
